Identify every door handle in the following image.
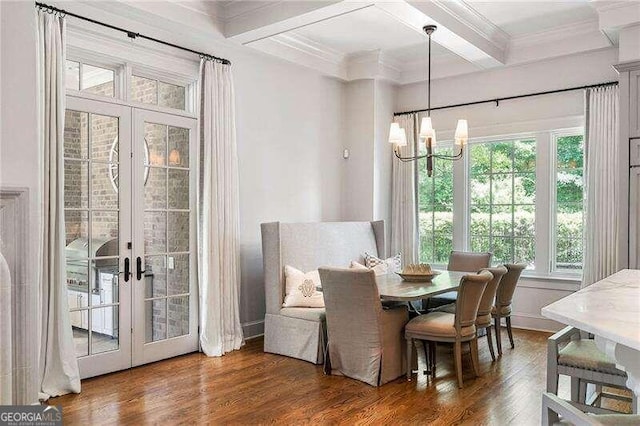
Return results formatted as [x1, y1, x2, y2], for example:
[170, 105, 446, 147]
[136, 257, 146, 281]
[120, 257, 131, 282]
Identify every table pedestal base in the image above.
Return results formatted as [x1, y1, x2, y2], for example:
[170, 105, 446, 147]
[595, 335, 640, 413]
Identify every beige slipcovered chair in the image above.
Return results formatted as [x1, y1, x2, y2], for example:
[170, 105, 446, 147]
[261, 221, 385, 365]
[434, 266, 507, 361]
[542, 392, 640, 425]
[425, 251, 492, 310]
[547, 326, 636, 414]
[405, 270, 493, 388]
[492, 263, 526, 355]
[318, 268, 408, 386]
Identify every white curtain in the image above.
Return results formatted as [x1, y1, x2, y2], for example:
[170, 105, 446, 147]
[36, 10, 81, 399]
[390, 114, 419, 264]
[197, 59, 244, 356]
[582, 85, 620, 288]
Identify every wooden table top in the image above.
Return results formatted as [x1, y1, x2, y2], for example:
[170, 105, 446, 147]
[376, 270, 467, 301]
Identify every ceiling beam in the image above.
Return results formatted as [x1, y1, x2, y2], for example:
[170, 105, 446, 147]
[375, 0, 508, 69]
[225, 1, 376, 45]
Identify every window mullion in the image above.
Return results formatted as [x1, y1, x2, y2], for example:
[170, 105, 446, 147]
[536, 132, 552, 274]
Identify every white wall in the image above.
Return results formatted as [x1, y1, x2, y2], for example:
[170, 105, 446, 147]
[232, 49, 345, 336]
[395, 47, 619, 332]
[340, 78, 396, 252]
[373, 80, 395, 252]
[342, 79, 375, 222]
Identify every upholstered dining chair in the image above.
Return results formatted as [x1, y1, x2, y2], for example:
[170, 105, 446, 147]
[435, 266, 508, 361]
[547, 326, 636, 414]
[318, 267, 409, 387]
[492, 263, 526, 356]
[425, 251, 492, 310]
[405, 270, 493, 388]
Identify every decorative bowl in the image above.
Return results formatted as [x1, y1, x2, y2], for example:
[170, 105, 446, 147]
[396, 270, 441, 282]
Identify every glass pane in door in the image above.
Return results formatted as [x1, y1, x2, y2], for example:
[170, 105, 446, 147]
[64, 109, 121, 358]
[143, 123, 191, 342]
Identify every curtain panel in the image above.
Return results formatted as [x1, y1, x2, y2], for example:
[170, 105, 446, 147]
[36, 10, 81, 399]
[582, 86, 620, 288]
[390, 114, 419, 264]
[197, 59, 244, 356]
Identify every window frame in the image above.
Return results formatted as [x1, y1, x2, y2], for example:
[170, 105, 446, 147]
[66, 53, 198, 117]
[418, 127, 585, 280]
[549, 128, 585, 276]
[463, 133, 538, 269]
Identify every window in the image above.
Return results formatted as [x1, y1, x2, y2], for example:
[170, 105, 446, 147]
[553, 134, 584, 272]
[65, 60, 115, 97]
[131, 75, 186, 110]
[416, 127, 585, 278]
[418, 147, 454, 264]
[65, 55, 196, 114]
[468, 139, 536, 267]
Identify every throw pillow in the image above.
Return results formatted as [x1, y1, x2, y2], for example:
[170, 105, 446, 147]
[363, 253, 402, 275]
[282, 265, 324, 308]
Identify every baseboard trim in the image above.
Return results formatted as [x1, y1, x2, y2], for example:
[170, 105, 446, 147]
[509, 312, 565, 333]
[242, 319, 265, 339]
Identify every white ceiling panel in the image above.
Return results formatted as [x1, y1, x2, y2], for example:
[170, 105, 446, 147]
[291, 6, 426, 54]
[466, 1, 597, 37]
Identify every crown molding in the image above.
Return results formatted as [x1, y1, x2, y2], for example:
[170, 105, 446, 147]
[510, 19, 602, 49]
[614, 60, 640, 73]
[431, 0, 510, 51]
[507, 19, 613, 65]
[345, 50, 402, 82]
[271, 32, 345, 65]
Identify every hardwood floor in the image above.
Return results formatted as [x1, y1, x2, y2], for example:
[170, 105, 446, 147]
[50, 328, 629, 425]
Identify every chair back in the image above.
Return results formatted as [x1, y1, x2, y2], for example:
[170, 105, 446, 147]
[495, 263, 526, 308]
[318, 268, 384, 382]
[454, 270, 493, 331]
[476, 266, 507, 325]
[447, 251, 492, 272]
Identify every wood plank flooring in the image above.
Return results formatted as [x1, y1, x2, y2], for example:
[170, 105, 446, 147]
[50, 328, 629, 425]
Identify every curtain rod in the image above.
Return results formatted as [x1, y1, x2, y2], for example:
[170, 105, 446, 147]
[36, 2, 231, 65]
[394, 80, 618, 117]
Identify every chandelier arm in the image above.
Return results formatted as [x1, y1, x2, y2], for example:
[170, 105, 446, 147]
[393, 151, 429, 162]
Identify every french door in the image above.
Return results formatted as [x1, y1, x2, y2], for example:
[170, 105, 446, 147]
[64, 97, 198, 379]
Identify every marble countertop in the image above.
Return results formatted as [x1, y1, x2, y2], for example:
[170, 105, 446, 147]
[541, 269, 640, 351]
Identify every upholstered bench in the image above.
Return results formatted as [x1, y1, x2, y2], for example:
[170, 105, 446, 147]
[261, 221, 385, 364]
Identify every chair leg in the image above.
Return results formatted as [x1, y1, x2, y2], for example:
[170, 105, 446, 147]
[494, 316, 503, 356]
[570, 377, 580, 402]
[454, 340, 463, 388]
[506, 316, 515, 349]
[430, 342, 437, 378]
[406, 337, 413, 381]
[470, 338, 480, 378]
[485, 326, 496, 361]
[579, 381, 588, 404]
[546, 364, 559, 395]
[422, 340, 429, 375]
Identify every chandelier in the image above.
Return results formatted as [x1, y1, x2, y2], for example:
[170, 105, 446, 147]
[388, 25, 468, 177]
